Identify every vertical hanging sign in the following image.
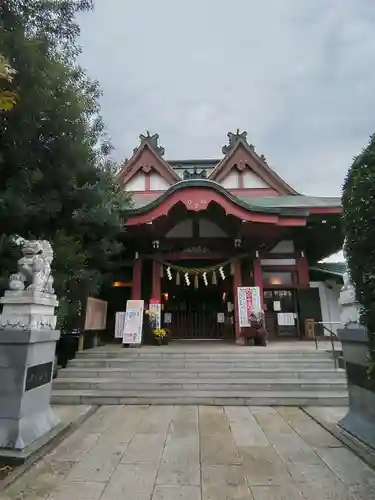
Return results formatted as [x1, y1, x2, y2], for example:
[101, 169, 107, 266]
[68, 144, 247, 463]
[114, 311, 126, 339]
[149, 298, 161, 329]
[237, 287, 261, 327]
[123, 299, 144, 345]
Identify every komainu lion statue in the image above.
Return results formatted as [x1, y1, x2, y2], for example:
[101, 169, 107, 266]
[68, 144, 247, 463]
[9, 239, 55, 293]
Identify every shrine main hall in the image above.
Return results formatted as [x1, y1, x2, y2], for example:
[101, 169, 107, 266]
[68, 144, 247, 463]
[108, 130, 343, 342]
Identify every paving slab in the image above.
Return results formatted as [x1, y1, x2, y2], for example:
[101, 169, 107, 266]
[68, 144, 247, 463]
[251, 484, 304, 500]
[277, 406, 343, 448]
[4, 459, 76, 500]
[156, 407, 200, 486]
[250, 406, 323, 465]
[304, 406, 375, 470]
[46, 480, 105, 500]
[45, 431, 101, 464]
[66, 441, 124, 483]
[152, 485, 201, 500]
[202, 464, 253, 499]
[240, 446, 293, 486]
[298, 478, 358, 500]
[3, 405, 375, 500]
[100, 462, 158, 500]
[315, 446, 375, 487]
[286, 461, 342, 484]
[199, 407, 242, 466]
[121, 432, 167, 464]
[224, 407, 269, 447]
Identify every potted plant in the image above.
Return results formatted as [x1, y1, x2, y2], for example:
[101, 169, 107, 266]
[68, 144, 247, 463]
[340, 134, 375, 449]
[152, 327, 168, 345]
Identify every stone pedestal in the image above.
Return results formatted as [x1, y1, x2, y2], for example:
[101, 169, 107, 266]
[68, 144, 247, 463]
[337, 326, 375, 449]
[337, 269, 375, 450]
[0, 291, 60, 450]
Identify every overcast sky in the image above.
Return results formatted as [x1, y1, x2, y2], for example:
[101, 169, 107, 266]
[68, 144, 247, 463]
[78, 0, 375, 204]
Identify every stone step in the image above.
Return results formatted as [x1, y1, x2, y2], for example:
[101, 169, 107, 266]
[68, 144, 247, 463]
[68, 359, 335, 370]
[53, 377, 347, 392]
[51, 389, 349, 406]
[58, 367, 346, 380]
[75, 350, 334, 360]
[74, 351, 333, 363]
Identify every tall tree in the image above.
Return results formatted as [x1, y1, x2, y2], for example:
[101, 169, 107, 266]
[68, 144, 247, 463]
[342, 134, 375, 382]
[0, 1, 131, 330]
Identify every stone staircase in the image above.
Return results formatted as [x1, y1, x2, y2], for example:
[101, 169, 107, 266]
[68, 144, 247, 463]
[52, 345, 348, 406]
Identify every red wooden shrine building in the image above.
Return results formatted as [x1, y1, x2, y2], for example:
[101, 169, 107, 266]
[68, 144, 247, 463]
[111, 130, 342, 342]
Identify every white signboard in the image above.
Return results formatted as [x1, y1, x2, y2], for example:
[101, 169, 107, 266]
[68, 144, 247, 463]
[237, 287, 261, 327]
[273, 301, 281, 312]
[123, 300, 144, 344]
[217, 312, 225, 324]
[114, 311, 126, 339]
[149, 299, 161, 329]
[164, 312, 172, 324]
[277, 312, 295, 326]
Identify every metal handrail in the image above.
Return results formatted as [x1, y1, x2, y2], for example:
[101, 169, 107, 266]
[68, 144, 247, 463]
[313, 321, 341, 369]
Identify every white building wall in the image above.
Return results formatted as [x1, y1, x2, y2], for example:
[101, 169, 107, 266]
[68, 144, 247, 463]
[309, 281, 341, 336]
[125, 171, 145, 191]
[221, 171, 238, 189]
[150, 172, 170, 191]
[242, 170, 269, 188]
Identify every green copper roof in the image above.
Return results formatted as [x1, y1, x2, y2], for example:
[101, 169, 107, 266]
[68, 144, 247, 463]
[131, 196, 160, 209]
[310, 262, 346, 277]
[168, 159, 220, 168]
[127, 180, 341, 214]
[125, 179, 341, 217]
[237, 195, 341, 209]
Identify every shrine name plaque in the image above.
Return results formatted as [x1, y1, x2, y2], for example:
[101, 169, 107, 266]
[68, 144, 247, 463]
[25, 362, 53, 391]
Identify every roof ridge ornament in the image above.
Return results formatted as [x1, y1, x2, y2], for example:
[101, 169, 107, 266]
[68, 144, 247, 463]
[134, 131, 165, 157]
[222, 129, 251, 155]
[221, 129, 269, 163]
[183, 166, 207, 180]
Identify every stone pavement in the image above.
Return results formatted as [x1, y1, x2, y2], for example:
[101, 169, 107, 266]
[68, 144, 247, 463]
[2, 406, 375, 500]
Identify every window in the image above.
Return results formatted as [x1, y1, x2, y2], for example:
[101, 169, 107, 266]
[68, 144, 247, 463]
[262, 271, 293, 286]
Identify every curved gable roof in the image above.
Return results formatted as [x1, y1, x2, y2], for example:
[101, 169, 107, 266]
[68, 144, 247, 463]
[125, 179, 307, 218]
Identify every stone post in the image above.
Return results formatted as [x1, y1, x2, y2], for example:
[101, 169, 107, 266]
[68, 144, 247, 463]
[0, 239, 60, 450]
[337, 263, 375, 449]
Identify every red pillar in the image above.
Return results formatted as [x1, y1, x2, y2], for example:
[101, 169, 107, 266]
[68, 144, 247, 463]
[297, 254, 309, 286]
[233, 260, 242, 343]
[151, 259, 161, 300]
[131, 258, 142, 300]
[253, 258, 264, 309]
